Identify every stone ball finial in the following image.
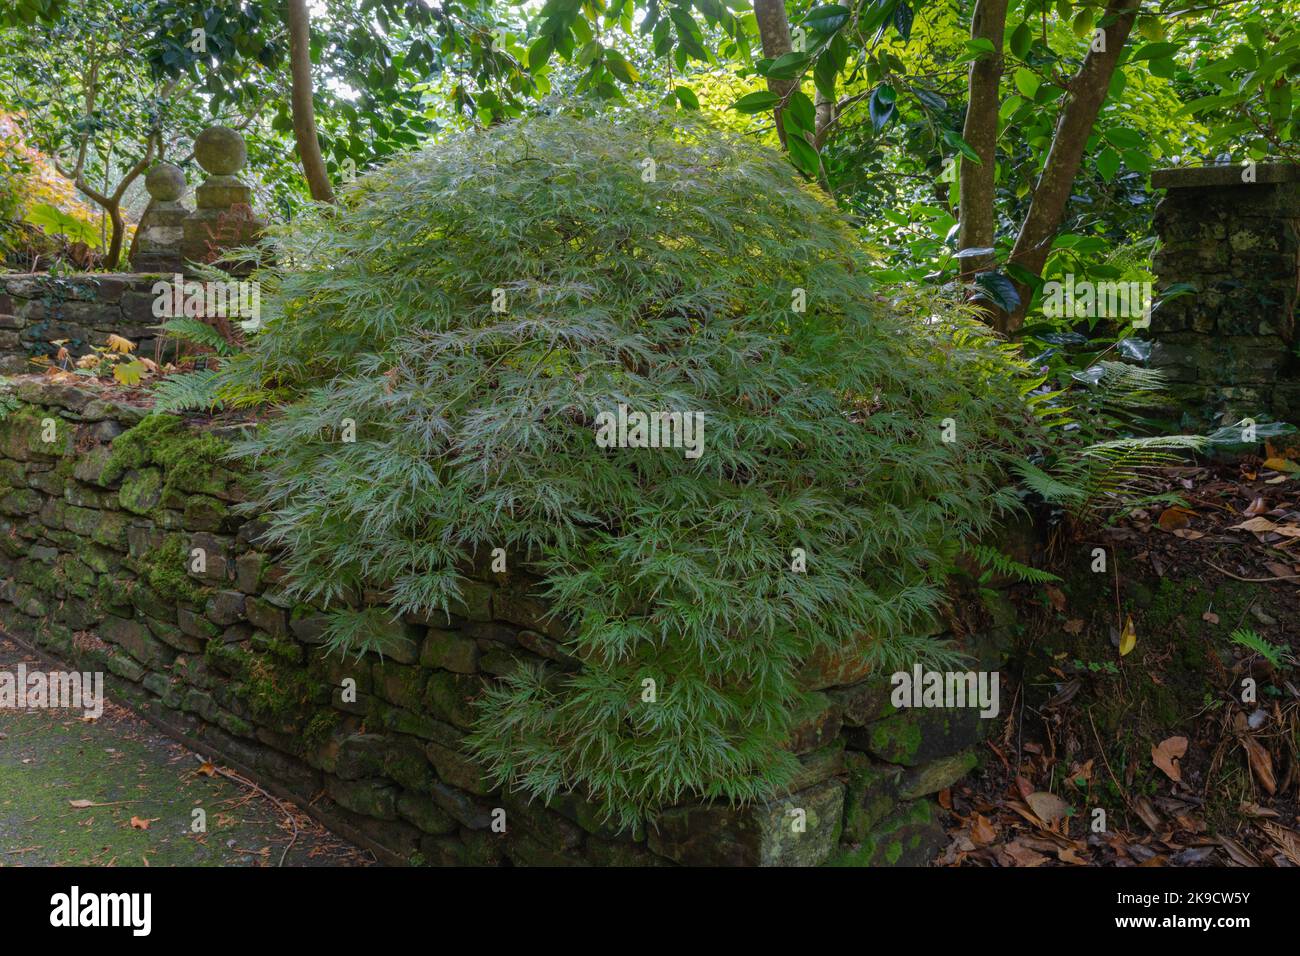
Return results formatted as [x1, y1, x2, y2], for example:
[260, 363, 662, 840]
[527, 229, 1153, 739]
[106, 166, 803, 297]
[145, 162, 186, 202]
[194, 125, 248, 176]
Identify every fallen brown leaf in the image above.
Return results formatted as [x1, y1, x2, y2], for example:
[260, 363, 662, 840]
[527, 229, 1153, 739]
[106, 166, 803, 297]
[1026, 791, 1071, 827]
[1132, 795, 1164, 833]
[1003, 840, 1049, 867]
[1240, 736, 1277, 795]
[970, 813, 996, 846]
[1044, 584, 1067, 612]
[1157, 506, 1194, 531]
[1152, 735, 1188, 783]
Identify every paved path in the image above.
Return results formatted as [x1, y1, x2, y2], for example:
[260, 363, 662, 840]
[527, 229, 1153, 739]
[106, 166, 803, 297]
[0, 636, 373, 867]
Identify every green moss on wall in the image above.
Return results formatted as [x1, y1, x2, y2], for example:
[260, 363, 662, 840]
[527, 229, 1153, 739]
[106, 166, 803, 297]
[104, 414, 233, 498]
[139, 536, 207, 604]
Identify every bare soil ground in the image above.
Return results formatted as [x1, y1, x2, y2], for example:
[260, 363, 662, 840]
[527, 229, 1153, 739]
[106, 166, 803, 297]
[939, 454, 1300, 867]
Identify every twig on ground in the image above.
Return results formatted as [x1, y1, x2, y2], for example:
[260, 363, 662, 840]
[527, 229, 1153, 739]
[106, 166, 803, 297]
[1207, 560, 1300, 583]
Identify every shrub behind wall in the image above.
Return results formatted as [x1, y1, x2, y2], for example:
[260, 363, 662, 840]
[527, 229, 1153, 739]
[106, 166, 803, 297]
[222, 108, 1042, 828]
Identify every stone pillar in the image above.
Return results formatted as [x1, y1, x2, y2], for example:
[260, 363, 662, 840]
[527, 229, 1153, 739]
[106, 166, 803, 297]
[181, 125, 264, 275]
[130, 162, 190, 273]
[1149, 164, 1300, 427]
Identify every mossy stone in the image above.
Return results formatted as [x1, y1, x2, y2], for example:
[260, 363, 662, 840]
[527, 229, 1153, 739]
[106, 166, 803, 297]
[119, 468, 163, 515]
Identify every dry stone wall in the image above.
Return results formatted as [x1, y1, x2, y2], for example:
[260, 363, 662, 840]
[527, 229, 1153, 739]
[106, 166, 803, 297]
[1149, 163, 1300, 427]
[0, 377, 1015, 866]
[0, 273, 171, 375]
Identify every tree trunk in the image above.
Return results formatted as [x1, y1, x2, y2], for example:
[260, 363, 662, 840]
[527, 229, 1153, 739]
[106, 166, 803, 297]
[957, 0, 1009, 279]
[753, 0, 795, 148]
[997, 0, 1140, 332]
[286, 0, 335, 203]
[106, 204, 126, 270]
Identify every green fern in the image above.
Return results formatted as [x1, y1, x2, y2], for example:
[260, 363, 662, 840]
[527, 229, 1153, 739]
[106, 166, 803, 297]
[1021, 362, 1206, 517]
[150, 369, 224, 414]
[1230, 627, 1289, 669]
[1013, 459, 1087, 505]
[964, 543, 1061, 584]
[159, 318, 239, 357]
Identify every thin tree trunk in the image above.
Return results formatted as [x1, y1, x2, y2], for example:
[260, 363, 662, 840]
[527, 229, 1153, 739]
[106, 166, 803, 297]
[957, 0, 1009, 280]
[814, 88, 835, 149]
[287, 0, 335, 203]
[753, 0, 795, 148]
[997, 0, 1140, 332]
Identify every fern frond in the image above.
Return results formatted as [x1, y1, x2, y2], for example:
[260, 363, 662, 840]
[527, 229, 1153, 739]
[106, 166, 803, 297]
[1013, 459, 1087, 505]
[150, 369, 225, 414]
[159, 318, 239, 356]
[1230, 628, 1290, 668]
[965, 543, 1061, 583]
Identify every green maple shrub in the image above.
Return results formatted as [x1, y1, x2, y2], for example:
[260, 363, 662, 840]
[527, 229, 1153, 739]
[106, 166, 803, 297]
[224, 107, 1043, 828]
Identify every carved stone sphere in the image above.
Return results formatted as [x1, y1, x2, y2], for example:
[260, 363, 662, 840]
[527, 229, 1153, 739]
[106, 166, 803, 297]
[145, 162, 186, 202]
[194, 126, 247, 176]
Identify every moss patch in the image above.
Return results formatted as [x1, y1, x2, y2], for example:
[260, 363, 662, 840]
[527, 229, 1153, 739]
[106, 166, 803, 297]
[104, 414, 233, 498]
